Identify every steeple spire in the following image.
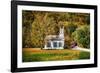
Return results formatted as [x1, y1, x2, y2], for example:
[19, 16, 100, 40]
[59, 27, 64, 38]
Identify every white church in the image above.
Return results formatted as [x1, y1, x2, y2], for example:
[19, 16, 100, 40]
[44, 27, 64, 49]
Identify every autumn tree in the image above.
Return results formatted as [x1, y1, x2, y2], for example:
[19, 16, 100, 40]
[22, 10, 34, 48]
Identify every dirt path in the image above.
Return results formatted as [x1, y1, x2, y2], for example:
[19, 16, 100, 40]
[72, 46, 90, 52]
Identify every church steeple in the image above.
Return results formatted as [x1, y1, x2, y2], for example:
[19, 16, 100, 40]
[59, 27, 64, 38]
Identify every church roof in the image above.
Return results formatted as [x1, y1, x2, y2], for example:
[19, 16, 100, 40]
[45, 35, 63, 41]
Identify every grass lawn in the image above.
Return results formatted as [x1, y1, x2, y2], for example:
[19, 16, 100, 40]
[22, 48, 90, 62]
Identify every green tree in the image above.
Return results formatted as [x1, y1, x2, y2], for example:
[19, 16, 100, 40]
[65, 23, 77, 36]
[72, 25, 90, 48]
